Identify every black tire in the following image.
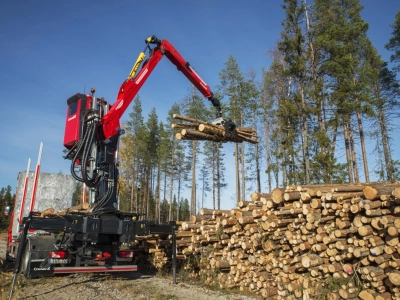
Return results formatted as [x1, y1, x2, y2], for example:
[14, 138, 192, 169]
[5, 251, 13, 262]
[20, 243, 31, 278]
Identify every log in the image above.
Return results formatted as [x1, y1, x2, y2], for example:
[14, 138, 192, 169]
[363, 184, 400, 200]
[389, 271, 400, 286]
[200, 208, 214, 215]
[376, 292, 392, 300]
[56, 202, 90, 216]
[392, 187, 400, 199]
[358, 225, 373, 237]
[40, 207, 55, 217]
[250, 192, 271, 202]
[329, 185, 364, 192]
[181, 129, 222, 142]
[358, 289, 378, 300]
[301, 254, 324, 268]
[171, 123, 198, 130]
[284, 191, 301, 201]
[271, 188, 286, 204]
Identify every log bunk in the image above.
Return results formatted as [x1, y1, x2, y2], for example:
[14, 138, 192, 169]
[133, 182, 400, 300]
[172, 114, 259, 144]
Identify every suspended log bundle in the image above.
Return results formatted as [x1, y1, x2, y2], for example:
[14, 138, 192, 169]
[135, 181, 400, 299]
[172, 114, 259, 144]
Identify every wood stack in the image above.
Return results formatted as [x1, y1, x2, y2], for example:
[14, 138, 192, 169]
[137, 182, 400, 299]
[172, 114, 258, 144]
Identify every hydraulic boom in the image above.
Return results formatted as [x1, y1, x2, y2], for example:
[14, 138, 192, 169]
[101, 35, 223, 140]
[63, 35, 232, 211]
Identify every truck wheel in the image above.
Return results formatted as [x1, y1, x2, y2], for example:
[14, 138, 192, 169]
[20, 245, 31, 278]
[5, 250, 13, 262]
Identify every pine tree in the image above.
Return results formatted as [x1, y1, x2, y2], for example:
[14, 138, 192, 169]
[218, 56, 247, 203]
[279, 0, 311, 184]
[385, 10, 400, 72]
[181, 88, 208, 215]
[370, 61, 400, 181]
[199, 159, 211, 209]
[0, 185, 14, 230]
[157, 121, 171, 223]
[180, 198, 190, 221]
[245, 69, 263, 193]
[120, 96, 148, 213]
[260, 67, 277, 191]
[313, 0, 376, 183]
[145, 107, 159, 219]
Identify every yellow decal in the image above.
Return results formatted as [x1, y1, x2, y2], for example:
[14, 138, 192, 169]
[127, 52, 146, 80]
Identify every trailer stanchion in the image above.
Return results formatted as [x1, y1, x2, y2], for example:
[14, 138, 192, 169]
[18, 158, 31, 225]
[171, 222, 177, 284]
[29, 142, 43, 213]
[9, 213, 32, 300]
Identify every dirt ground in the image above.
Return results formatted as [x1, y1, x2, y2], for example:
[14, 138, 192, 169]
[0, 233, 257, 300]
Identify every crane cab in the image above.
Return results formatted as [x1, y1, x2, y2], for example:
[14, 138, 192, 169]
[63, 93, 93, 149]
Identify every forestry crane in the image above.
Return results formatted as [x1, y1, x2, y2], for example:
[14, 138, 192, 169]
[63, 35, 236, 210]
[9, 35, 238, 292]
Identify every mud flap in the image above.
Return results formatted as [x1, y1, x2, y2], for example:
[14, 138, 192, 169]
[25, 235, 57, 278]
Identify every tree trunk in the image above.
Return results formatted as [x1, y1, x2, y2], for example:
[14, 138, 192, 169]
[263, 101, 272, 193]
[378, 106, 394, 181]
[130, 167, 135, 213]
[343, 119, 354, 183]
[169, 145, 175, 221]
[156, 165, 161, 223]
[191, 140, 197, 215]
[212, 146, 216, 210]
[356, 107, 369, 182]
[241, 142, 245, 202]
[217, 143, 221, 210]
[300, 82, 310, 184]
[235, 142, 240, 205]
[349, 122, 359, 183]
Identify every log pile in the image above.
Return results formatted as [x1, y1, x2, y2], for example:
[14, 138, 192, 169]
[137, 183, 400, 299]
[32, 202, 91, 217]
[172, 114, 258, 144]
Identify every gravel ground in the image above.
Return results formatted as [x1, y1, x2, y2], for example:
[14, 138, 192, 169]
[0, 233, 258, 300]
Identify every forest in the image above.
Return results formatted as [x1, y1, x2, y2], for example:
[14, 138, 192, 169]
[111, 0, 400, 223]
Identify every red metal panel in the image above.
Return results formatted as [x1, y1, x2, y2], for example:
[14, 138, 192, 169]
[63, 94, 92, 149]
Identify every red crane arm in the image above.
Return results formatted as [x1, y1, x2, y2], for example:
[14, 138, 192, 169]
[100, 36, 220, 140]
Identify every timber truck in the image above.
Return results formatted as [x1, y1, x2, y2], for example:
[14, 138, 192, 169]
[8, 35, 237, 284]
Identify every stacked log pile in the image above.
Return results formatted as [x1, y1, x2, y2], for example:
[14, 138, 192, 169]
[172, 114, 259, 144]
[137, 183, 400, 300]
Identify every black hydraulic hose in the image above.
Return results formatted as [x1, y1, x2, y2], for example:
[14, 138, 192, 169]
[92, 164, 115, 212]
[70, 109, 103, 188]
[81, 121, 99, 186]
[70, 114, 92, 182]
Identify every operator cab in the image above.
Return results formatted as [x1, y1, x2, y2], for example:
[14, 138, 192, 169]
[63, 90, 111, 150]
[64, 93, 92, 149]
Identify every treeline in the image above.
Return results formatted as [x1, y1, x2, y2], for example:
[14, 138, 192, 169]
[0, 186, 14, 230]
[116, 0, 400, 220]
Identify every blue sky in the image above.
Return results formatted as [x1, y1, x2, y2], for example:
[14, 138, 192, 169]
[0, 1, 399, 209]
